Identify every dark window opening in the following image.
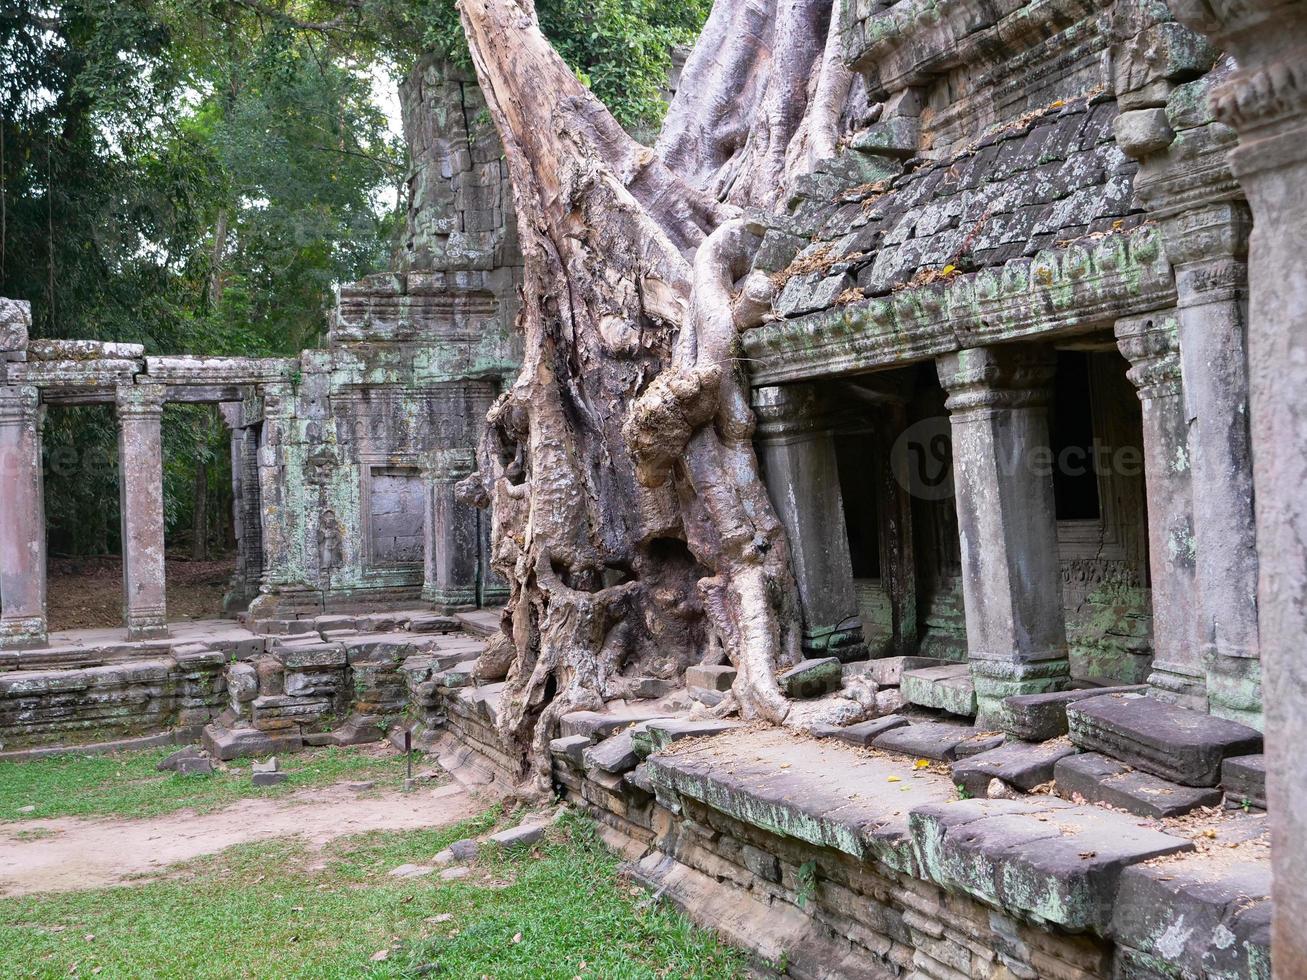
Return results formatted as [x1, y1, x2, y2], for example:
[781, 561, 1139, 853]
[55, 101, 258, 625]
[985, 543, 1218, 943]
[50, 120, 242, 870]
[1050, 351, 1102, 521]
[834, 433, 881, 579]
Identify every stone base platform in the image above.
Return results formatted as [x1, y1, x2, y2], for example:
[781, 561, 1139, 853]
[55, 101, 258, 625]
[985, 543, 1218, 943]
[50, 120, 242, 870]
[537, 720, 1272, 980]
[0, 609, 498, 756]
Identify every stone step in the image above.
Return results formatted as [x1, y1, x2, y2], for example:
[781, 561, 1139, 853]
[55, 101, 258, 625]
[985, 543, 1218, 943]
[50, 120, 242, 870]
[1001, 685, 1146, 741]
[950, 738, 1078, 797]
[912, 797, 1194, 933]
[871, 720, 980, 761]
[1053, 752, 1223, 818]
[1222, 754, 1267, 810]
[900, 663, 976, 717]
[1066, 692, 1262, 786]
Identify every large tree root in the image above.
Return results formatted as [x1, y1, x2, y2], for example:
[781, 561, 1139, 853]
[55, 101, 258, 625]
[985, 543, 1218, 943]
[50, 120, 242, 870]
[455, 0, 874, 794]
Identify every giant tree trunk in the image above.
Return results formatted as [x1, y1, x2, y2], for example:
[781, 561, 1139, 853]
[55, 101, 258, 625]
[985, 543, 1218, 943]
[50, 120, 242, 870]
[457, 0, 871, 795]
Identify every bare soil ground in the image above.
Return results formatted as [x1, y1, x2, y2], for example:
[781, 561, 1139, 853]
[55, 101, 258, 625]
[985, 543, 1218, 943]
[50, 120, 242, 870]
[46, 556, 236, 631]
[0, 781, 480, 897]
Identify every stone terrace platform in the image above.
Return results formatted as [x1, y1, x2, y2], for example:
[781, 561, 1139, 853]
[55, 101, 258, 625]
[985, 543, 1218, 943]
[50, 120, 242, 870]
[547, 722, 1272, 979]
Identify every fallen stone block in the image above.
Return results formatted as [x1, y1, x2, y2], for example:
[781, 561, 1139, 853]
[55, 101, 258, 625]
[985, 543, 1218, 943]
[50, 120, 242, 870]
[252, 770, 287, 787]
[156, 744, 207, 772]
[1001, 685, 1146, 741]
[684, 665, 736, 691]
[252, 756, 279, 774]
[448, 839, 479, 861]
[868, 656, 952, 687]
[777, 658, 842, 699]
[175, 756, 214, 777]
[951, 739, 1078, 797]
[911, 797, 1194, 932]
[829, 715, 910, 747]
[872, 721, 980, 762]
[901, 663, 976, 717]
[583, 731, 640, 775]
[202, 724, 301, 761]
[1067, 693, 1262, 786]
[1222, 754, 1267, 810]
[630, 677, 680, 700]
[389, 863, 434, 879]
[688, 687, 726, 707]
[1053, 752, 1223, 818]
[488, 823, 546, 850]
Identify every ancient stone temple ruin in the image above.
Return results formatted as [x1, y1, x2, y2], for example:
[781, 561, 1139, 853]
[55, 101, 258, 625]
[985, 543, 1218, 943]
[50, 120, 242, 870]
[3, 2, 1306, 978]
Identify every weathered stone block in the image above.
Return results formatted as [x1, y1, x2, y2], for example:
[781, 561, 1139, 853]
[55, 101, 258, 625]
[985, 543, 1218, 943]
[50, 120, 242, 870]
[1222, 754, 1267, 810]
[831, 715, 911, 747]
[1113, 859, 1271, 980]
[202, 724, 302, 761]
[912, 798, 1193, 932]
[901, 664, 977, 717]
[1053, 752, 1223, 818]
[549, 734, 592, 769]
[867, 656, 951, 687]
[684, 665, 737, 692]
[778, 658, 842, 699]
[488, 823, 546, 850]
[584, 731, 640, 775]
[1001, 685, 1146, 741]
[950, 739, 1078, 798]
[633, 719, 744, 757]
[1066, 693, 1262, 786]
[872, 721, 980, 762]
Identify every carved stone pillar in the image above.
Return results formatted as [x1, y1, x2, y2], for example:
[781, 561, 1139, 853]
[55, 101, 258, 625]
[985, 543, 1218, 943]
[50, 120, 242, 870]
[116, 382, 168, 639]
[1163, 0, 1307, 968]
[1170, 204, 1262, 725]
[0, 385, 47, 649]
[1116, 313, 1202, 707]
[247, 383, 295, 620]
[422, 447, 479, 611]
[1118, 103, 1261, 722]
[936, 345, 1070, 724]
[753, 384, 866, 660]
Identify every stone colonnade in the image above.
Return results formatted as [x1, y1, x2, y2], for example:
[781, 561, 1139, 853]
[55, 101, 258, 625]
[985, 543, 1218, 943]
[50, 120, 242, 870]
[1161, 0, 1307, 970]
[0, 381, 185, 647]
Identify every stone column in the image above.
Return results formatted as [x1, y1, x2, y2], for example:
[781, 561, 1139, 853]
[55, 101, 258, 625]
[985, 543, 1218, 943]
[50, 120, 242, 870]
[422, 447, 479, 611]
[1163, 1, 1307, 968]
[1116, 313, 1203, 708]
[247, 383, 294, 620]
[753, 384, 865, 660]
[116, 382, 168, 639]
[877, 404, 918, 655]
[0, 385, 47, 649]
[1168, 204, 1262, 726]
[936, 345, 1069, 724]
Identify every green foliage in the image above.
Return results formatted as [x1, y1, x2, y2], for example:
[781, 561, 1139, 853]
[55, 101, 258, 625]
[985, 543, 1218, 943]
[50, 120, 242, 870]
[0, 807, 746, 978]
[1, 0, 708, 557]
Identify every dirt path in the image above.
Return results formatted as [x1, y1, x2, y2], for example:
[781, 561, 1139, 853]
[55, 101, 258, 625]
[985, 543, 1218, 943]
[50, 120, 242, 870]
[0, 781, 480, 897]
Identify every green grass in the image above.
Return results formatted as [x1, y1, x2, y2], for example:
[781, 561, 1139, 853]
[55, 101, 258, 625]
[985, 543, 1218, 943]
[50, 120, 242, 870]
[0, 810, 746, 979]
[0, 745, 416, 821]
